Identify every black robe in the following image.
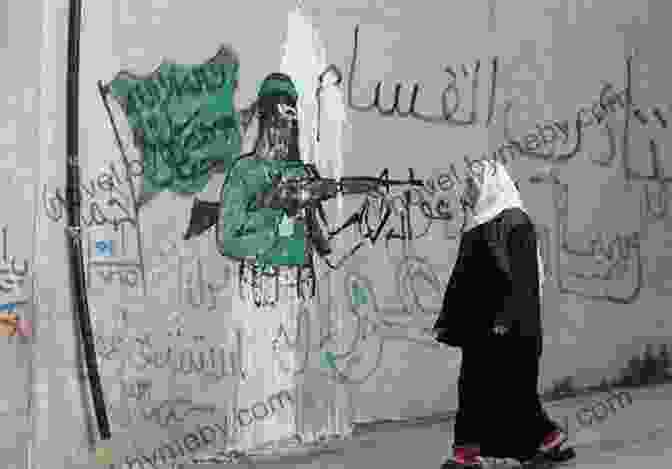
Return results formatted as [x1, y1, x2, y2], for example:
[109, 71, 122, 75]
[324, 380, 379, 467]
[433, 207, 559, 460]
[433, 207, 543, 352]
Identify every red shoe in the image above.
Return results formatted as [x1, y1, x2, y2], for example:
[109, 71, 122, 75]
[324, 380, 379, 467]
[441, 446, 485, 468]
[539, 430, 568, 453]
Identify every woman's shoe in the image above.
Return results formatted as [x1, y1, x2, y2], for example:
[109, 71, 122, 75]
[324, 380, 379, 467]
[440, 455, 486, 469]
[441, 447, 485, 468]
[538, 430, 568, 453]
[520, 447, 576, 468]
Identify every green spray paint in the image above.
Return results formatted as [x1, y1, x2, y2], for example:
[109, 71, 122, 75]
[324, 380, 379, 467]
[321, 351, 336, 369]
[351, 283, 368, 306]
[108, 62, 241, 193]
[215, 157, 307, 266]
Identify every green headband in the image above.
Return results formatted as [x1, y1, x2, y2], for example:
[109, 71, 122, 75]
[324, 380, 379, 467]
[258, 78, 298, 100]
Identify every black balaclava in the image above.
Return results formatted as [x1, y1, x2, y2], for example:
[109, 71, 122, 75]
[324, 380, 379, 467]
[253, 73, 300, 161]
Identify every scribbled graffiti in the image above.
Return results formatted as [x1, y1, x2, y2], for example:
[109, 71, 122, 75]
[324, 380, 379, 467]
[0, 226, 30, 301]
[122, 388, 293, 468]
[271, 256, 443, 384]
[479, 61, 653, 168]
[42, 161, 138, 231]
[147, 247, 233, 310]
[516, 51, 672, 303]
[529, 169, 644, 304]
[86, 224, 142, 292]
[94, 328, 244, 383]
[137, 398, 217, 429]
[324, 171, 465, 267]
[132, 333, 246, 381]
[94, 264, 140, 288]
[43, 157, 148, 293]
[395, 255, 444, 317]
[122, 379, 153, 401]
[178, 257, 231, 310]
[627, 136, 671, 223]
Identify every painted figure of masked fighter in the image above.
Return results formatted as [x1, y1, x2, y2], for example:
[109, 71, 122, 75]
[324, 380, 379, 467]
[216, 72, 331, 272]
[433, 160, 575, 468]
[211, 73, 344, 454]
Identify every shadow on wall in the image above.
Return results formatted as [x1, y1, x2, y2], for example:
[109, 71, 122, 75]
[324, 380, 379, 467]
[541, 342, 672, 401]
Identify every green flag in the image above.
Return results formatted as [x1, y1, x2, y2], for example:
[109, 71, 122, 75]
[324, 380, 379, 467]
[107, 60, 241, 193]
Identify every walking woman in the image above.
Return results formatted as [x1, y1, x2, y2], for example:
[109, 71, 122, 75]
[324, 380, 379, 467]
[433, 160, 575, 467]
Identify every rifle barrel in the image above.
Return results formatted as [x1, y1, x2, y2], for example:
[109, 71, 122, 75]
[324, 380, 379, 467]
[322, 176, 424, 186]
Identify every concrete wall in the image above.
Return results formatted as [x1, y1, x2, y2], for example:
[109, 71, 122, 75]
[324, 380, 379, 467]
[0, 0, 47, 467]
[1, 0, 671, 467]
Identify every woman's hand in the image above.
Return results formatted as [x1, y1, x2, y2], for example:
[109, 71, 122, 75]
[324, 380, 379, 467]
[432, 327, 451, 343]
[492, 319, 511, 336]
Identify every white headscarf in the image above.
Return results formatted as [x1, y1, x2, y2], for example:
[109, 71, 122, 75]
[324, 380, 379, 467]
[465, 160, 546, 290]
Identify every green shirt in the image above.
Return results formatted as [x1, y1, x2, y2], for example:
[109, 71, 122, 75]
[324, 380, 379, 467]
[216, 156, 308, 268]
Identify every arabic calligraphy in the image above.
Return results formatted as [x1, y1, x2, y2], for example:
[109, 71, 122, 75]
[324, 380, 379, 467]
[272, 256, 443, 385]
[529, 169, 643, 304]
[323, 169, 464, 267]
[546, 55, 672, 222]
[91, 303, 245, 382]
[132, 333, 246, 382]
[149, 251, 231, 309]
[94, 264, 140, 287]
[490, 53, 672, 171]
[122, 63, 233, 113]
[0, 226, 29, 299]
[605, 55, 671, 222]
[477, 80, 635, 169]
[345, 25, 499, 127]
[138, 398, 217, 428]
[121, 379, 153, 401]
[179, 256, 230, 310]
[94, 332, 126, 361]
[631, 138, 671, 221]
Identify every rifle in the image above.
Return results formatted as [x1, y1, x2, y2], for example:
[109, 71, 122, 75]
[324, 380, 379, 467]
[183, 166, 424, 240]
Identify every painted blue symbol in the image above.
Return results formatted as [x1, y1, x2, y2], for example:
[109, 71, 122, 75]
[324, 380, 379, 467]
[0, 303, 16, 313]
[95, 240, 113, 257]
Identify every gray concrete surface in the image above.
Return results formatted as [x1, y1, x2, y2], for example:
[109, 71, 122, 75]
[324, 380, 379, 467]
[182, 383, 672, 469]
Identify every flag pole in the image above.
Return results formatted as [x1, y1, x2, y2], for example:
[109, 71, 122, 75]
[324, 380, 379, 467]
[65, 0, 111, 440]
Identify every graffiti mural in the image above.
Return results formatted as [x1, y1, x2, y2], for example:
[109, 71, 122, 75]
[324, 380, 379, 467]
[77, 6, 672, 467]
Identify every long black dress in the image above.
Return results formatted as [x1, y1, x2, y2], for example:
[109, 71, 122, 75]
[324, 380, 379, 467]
[433, 207, 560, 461]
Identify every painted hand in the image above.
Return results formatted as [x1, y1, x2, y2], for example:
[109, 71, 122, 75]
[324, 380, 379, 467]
[257, 179, 304, 215]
